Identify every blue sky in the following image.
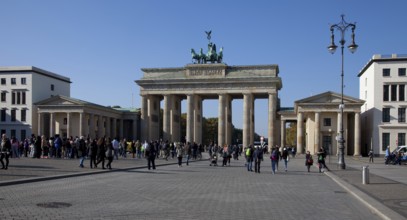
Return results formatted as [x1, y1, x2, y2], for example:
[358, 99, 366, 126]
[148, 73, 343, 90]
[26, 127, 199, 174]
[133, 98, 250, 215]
[2, 0, 407, 137]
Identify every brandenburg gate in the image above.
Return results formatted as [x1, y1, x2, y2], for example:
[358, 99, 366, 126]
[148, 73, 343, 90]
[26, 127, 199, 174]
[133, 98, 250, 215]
[136, 63, 282, 149]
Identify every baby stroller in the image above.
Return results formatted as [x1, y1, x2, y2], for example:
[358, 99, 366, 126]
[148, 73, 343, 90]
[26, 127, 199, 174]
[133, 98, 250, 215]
[210, 154, 218, 166]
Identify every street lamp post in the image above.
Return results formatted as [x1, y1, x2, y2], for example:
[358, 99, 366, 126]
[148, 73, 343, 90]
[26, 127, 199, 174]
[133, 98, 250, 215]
[327, 15, 358, 170]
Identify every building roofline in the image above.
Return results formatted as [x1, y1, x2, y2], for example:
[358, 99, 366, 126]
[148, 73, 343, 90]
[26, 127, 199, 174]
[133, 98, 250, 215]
[0, 66, 71, 83]
[358, 54, 407, 77]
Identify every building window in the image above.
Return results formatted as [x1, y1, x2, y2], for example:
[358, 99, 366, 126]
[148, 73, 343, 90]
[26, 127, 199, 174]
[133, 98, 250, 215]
[1, 109, 6, 122]
[398, 133, 406, 146]
[21, 130, 26, 141]
[11, 78, 16, 85]
[399, 68, 406, 76]
[391, 85, 397, 101]
[22, 92, 26, 104]
[382, 133, 390, 151]
[0, 130, 5, 136]
[63, 118, 67, 125]
[1, 92, 6, 102]
[16, 91, 21, 104]
[383, 85, 389, 101]
[382, 108, 390, 122]
[51, 84, 54, 91]
[383, 68, 390, 77]
[323, 118, 331, 126]
[21, 78, 26, 85]
[400, 85, 405, 101]
[11, 109, 16, 122]
[399, 108, 406, 123]
[1, 78, 5, 85]
[21, 109, 26, 122]
[11, 92, 15, 104]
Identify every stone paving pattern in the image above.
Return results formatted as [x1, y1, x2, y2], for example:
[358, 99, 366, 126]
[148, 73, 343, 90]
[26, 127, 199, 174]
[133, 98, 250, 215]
[0, 154, 405, 220]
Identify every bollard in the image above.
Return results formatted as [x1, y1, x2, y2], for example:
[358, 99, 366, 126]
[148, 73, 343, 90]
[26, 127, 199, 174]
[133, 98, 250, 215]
[362, 166, 369, 184]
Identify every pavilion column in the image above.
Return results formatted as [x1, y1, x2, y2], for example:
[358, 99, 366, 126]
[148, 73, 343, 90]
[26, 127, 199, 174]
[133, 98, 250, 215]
[314, 112, 320, 153]
[119, 119, 124, 139]
[218, 94, 226, 147]
[281, 120, 286, 149]
[79, 112, 84, 137]
[163, 94, 171, 141]
[67, 112, 71, 138]
[186, 94, 194, 143]
[225, 95, 232, 146]
[112, 118, 117, 138]
[97, 115, 103, 138]
[268, 93, 276, 151]
[50, 112, 55, 137]
[171, 96, 181, 142]
[243, 93, 253, 148]
[106, 117, 111, 138]
[89, 114, 95, 138]
[297, 112, 304, 154]
[194, 95, 202, 144]
[37, 112, 43, 136]
[140, 95, 148, 141]
[354, 112, 361, 156]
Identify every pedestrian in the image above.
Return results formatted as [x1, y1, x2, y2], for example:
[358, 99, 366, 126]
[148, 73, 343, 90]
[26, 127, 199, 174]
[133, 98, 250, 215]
[11, 136, 20, 158]
[145, 141, 156, 170]
[316, 148, 330, 172]
[41, 135, 48, 158]
[270, 147, 278, 174]
[176, 143, 184, 167]
[281, 147, 289, 172]
[89, 139, 98, 168]
[368, 148, 374, 163]
[105, 138, 114, 169]
[245, 145, 254, 172]
[1, 134, 12, 170]
[78, 136, 86, 168]
[185, 142, 191, 166]
[95, 137, 106, 169]
[112, 137, 119, 160]
[34, 135, 42, 159]
[305, 151, 313, 172]
[254, 146, 263, 173]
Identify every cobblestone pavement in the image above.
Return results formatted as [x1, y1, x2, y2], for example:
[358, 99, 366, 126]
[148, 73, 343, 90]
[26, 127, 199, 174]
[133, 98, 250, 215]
[0, 156, 385, 220]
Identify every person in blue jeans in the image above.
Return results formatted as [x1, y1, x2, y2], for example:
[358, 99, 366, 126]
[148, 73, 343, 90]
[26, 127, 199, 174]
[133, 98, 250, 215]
[270, 147, 278, 174]
[245, 145, 254, 171]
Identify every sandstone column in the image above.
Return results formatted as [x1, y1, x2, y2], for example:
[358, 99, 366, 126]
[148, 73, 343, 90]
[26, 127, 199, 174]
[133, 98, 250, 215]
[243, 93, 253, 148]
[225, 95, 232, 146]
[186, 94, 194, 143]
[37, 112, 43, 136]
[194, 95, 202, 144]
[171, 96, 181, 142]
[140, 95, 148, 141]
[148, 96, 160, 141]
[268, 93, 276, 151]
[297, 112, 304, 154]
[163, 94, 171, 141]
[79, 112, 84, 137]
[218, 94, 226, 147]
[281, 120, 286, 149]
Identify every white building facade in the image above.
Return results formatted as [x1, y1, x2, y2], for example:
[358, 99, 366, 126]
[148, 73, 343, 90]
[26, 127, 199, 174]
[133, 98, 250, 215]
[359, 54, 407, 155]
[0, 66, 71, 141]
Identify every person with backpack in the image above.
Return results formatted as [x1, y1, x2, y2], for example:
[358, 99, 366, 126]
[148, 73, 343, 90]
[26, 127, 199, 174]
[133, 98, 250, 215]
[281, 147, 289, 172]
[245, 145, 254, 172]
[270, 147, 278, 175]
[253, 146, 263, 173]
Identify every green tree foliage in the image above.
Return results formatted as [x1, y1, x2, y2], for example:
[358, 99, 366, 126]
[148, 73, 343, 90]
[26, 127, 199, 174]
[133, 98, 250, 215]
[286, 122, 297, 147]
